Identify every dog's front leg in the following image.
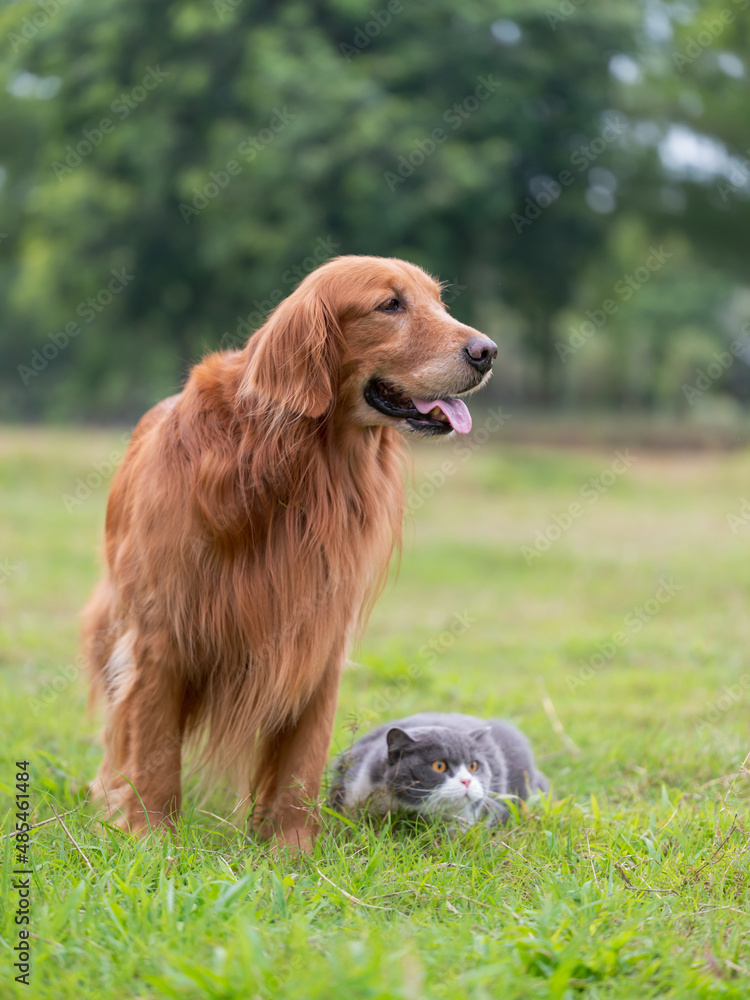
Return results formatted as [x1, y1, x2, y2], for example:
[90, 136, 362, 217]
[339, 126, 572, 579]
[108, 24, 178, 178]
[255, 647, 344, 851]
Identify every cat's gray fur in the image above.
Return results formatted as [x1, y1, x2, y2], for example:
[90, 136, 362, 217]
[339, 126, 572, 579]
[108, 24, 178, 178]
[329, 712, 548, 825]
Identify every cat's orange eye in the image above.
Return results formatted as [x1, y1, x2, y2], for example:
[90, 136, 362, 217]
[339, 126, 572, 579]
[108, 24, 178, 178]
[431, 760, 447, 773]
[468, 761, 479, 772]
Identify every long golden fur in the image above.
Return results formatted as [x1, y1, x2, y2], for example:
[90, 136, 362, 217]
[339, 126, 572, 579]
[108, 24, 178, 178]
[83, 255, 497, 848]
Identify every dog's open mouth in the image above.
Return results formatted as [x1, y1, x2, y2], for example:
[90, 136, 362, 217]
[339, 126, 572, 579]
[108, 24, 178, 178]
[364, 379, 472, 435]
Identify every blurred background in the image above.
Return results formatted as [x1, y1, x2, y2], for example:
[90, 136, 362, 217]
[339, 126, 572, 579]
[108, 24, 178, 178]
[0, 0, 749, 440]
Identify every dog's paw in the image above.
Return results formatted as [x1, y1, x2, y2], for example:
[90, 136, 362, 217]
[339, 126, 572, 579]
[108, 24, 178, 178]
[274, 826, 315, 854]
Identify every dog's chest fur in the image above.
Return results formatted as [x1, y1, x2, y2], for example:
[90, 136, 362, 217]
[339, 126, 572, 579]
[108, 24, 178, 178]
[180, 422, 404, 716]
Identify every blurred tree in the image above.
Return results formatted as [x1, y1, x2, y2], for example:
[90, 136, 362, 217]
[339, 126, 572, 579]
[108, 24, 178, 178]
[0, 0, 747, 419]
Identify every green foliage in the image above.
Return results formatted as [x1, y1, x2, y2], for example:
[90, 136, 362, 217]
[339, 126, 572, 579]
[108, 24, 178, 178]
[1, 1, 749, 418]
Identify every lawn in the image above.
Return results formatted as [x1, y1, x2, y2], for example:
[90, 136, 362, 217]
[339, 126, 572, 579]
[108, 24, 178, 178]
[1, 423, 749, 999]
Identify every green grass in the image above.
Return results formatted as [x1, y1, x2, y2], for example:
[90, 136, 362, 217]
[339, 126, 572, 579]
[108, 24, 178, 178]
[1, 425, 750, 999]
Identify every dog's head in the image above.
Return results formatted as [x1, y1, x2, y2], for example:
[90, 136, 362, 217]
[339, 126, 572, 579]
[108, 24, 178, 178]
[239, 255, 497, 437]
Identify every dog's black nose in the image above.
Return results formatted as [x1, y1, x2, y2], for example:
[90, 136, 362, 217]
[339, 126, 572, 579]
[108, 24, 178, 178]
[464, 337, 498, 374]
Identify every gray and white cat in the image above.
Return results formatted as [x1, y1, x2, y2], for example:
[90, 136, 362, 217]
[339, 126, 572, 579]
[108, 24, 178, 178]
[329, 712, 548, 826]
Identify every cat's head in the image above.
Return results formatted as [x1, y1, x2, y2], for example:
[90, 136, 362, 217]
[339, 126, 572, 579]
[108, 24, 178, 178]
[383, 725, 495, 819]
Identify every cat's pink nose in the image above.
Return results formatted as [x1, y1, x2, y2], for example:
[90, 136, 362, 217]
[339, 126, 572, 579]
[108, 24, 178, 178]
[460, 778, 471, 788]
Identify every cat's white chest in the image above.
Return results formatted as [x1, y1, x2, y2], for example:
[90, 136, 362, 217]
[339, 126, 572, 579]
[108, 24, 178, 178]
[343, 764, 374, 807]
[343, 763, 395, 814]
[344, 767, 404, 815]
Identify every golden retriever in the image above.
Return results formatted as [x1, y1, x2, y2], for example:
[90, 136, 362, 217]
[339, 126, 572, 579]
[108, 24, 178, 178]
[83, 255, 497, 849]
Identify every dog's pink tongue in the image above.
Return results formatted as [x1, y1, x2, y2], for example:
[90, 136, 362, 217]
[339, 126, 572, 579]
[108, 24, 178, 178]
[412, 397, 472, 434]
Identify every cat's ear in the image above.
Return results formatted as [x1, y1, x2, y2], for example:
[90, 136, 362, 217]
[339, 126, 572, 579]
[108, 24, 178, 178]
[386, 728, 416, 765]
[469, 725, 492, 742]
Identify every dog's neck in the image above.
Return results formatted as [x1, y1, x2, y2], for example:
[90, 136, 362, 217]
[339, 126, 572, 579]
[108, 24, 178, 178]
[181, 350, 405, 564]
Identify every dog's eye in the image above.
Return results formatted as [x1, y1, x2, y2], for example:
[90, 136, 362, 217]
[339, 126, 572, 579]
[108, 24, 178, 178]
[378, 298, 402, 312]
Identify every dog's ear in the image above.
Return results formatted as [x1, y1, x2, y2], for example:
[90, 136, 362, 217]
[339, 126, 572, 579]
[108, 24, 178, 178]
[237, 284, 342, 418]
[386, 727, 416, 765]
